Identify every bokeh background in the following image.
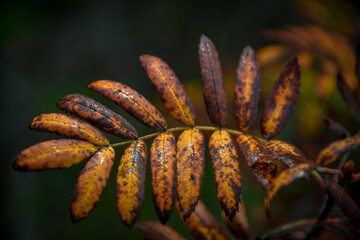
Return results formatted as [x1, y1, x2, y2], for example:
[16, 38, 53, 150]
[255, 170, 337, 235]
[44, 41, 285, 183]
[2, 0, 360, 239]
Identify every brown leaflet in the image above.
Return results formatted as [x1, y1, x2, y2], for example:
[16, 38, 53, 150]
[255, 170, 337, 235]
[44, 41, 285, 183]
[176, 128, 205, 220]
[265, 163, 313, 218]
[12, 139, 98, 171]
[29, 113, 109, 146]
[150, 132, 176, 224]
[323, 175, 360, 228]
[265, 140, 308, 167]
[209, 130, 241, 221]
[116, 140, 147, 228]
[198, 35, 227, 127]
[251, 158, 279, 190]
[316, 134, 360, 166]
[236, 134, 270, 166]
[70, 147, 115, 222]
[139, 55, 196, 126]
[261, 57, 301, 140]
[178, 200, 229, 240]
[88, 80, 167, 131]
[318, 115, 350, 139]
[234, 46, 261, 132]
[337, 73, 360, 124]
[224, 200, 249, 239]
[57, 94, 137, 139]
[134, 221, 186, 240]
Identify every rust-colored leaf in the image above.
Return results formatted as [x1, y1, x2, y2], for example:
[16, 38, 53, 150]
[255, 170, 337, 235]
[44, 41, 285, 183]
[57, 93, 137, 139]
[88, 80, 167, 131]
[265, 163, 313, 218]
[150, 132, 176, 224]
[178, 200, 229, 240]
[251, 158, 278, 190]
[135, 221, 186, 240]
[176, 128, 205, 220]
[337, 73, 360, 124]
[209, 130, 241, 221]
[265, 140, 307, 167]
[139, 55, 196, 126]
[223, 200, 249, 239]
[70, 147, 115, 222]
[316, 134, 360, 166]
[318, 115, 350, 139]
[12, 139, 98, 171]
[236, 134, 269, 166]
[116, 140, 147, 227]
[234, 46, 261, 132]
[323, 174, 360, 228]
[261, 57, 301, 139]
[198, 35, 227, 127]
[29, 113, 109, 146]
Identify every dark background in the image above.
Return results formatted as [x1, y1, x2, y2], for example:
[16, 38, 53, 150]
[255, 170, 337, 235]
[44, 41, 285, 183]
[2, 0, 359, 239]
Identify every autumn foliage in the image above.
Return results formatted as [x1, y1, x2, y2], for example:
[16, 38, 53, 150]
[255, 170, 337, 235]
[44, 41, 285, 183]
[12, 33, 360, 239]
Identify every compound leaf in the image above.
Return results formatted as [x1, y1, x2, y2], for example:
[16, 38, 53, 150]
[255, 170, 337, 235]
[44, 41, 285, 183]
[177, 128, 205, 220]
[140, 55, 196, 126]
[150, 132, 177, 224]
[135, 221, 186, 240]
[29, 113, 109, 146]
[261, 57, 301, 139]
[57, 93, 137, 139]
[209, 130, 241, 221]
[70, 147, 115, 222]
[198, 34, 227, 127]
[116, 140, 147, 228]
[234, 46, 261, 132]
[12, 139, 98, 171]
[88, 80, 167, 131]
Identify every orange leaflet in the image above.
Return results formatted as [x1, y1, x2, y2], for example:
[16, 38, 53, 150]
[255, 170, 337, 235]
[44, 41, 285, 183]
[251, 159, 278, 190]
[265, 163, 313, 218]
[29, 113, 109, 146]
[12, 139, 98, 171]
[176, 128, 205, 220]
[178, 200, 229, 240]
[116, 140, 147, 227]
[135, 221, 186, 240]
[209, 130, 241, 221]
[234, 46, 261, 132]
[265, 140, 307, 167]
[140, 55, 196, 126]
[323, 174, 360, 228]
[236, 134, 269, 166]
[70, 147, 115, 222]
[88, 80, 167, 131]
[57, 93, 137, 139]
[261, 57, 301, 140]
[223, 200, 249, 239]
[150, 132, 177, 224]
[317, 134, 360, 166]
[198, 35, 227, 127]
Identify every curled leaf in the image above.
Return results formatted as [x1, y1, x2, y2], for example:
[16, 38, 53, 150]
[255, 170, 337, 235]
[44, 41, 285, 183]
[177, 128, 205, 220]
[251, 158, 278, 190]
[234, 46, 261, 132]
[57, 93, 137, 139]
[178, 200, 228, 240]
[140, 55, 196, 126]
[318, 115, 350, 139]
[88, 80, 167, 131]
[261, 57, 301, 139]
[150, 132, 177, 224]
[70, 147, 115, 222]
[135, 221, 186, 240]
[316, 134, 360, 166]
[223, 200, 249, 239]
[265, 140, 307, 167]
[209, 130, 241, 221]
[198, 34, 227, 127]
[265, 163, 313, 218]
[337, 73, 360, 124]
[116, 140, 147, 227]
[236, 134, 269, 166]
[13, 139, 98, 171]
[29, 113, 109, 146]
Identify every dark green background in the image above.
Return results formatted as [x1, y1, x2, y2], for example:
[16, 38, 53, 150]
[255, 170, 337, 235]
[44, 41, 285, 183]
[2, 0, 359, 239]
